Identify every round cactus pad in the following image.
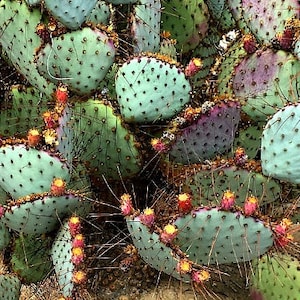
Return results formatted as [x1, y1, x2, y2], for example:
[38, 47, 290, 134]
[115, 56, 191, 123]
[0, 144, 70, 199]
[126, 217, 191, 282]
[3, 193, 89, 234]
[174, 208, 274, 264]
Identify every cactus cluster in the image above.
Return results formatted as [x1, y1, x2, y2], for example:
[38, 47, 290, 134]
[0, 0, 299, 299]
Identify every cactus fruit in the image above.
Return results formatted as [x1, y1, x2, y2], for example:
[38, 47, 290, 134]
[0, 274, 21, 300]
[35, 27, 116, 95]
[0, 144, 70, 199]
[251, 253, 300, 300]
[165, 99, 240, 164]
[10, 234, 52, 283]
[72, 99, 142, 180]
[131, 0, 161, 53]
[261, 103, 300, 184]
[43, 0, 98, 30]
[115, 54, 191, 123]
[0, 0, 55, 97]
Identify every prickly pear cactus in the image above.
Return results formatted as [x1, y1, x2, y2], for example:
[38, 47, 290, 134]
[251, 253, 300, 300]
[261, 103, 300, 183]
[35, 27, 116, 95]
[131, 0, 161, 53]
[0, 144, 70, 199]
[0, 274, 21, 300]
[0, 86, 47, 137]
[11, 234, 52, 283]
[0, 221, 10, 251]
[0, 0, 55, 97]
[126, 216, 191, 282]
[232, 49, 300, 121]
[166, 99, 240, 164]
[72, 99, 142, 180]
[44, 0, 98, 30]
[51, 216, 86, 297]
[86, 1, 111, 25]
[115, 55, 191, 123]
[173, 207, 274, 265]
[161, 0, 210, 53]
[3, 192, 90, 234]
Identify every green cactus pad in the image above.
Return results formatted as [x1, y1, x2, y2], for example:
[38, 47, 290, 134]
[0, 86, 47, 137]
[261, 103, 300, 184]
[233, 49, 300, 122]
[11, 234, 52, 283]
[115, 55, 191, 123]
[86, 1, 111, 25]
[0, 0, 55, 97]
[251, 253, 300, 300]
[168, 100, 240, 164]
[0, 274, 21, 300]
[25, 0, 41, 6]
[131, 0, 161, 53]
[126, 217, 191, 282]
[173, 208, 274, 264]
[3, 192, 90, 234]
[72, 99, 142, 180]
[161, 0, 210, 53]
[233, 123, 264, 159]
[44, 0, 98, 30]
[0, 221, 10, 251]
[183, 166, 281, 207]
[0, 144, 70, 199]
[35, 27, 116, 95]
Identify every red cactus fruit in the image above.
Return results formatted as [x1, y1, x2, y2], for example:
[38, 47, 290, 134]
[27, 129, 41, 147]
[151, 138, 169, 153]
[71, 247, 84, 265]
[242, 34, 258, 54]
[160, 224, 178, 244]
[140, 207, 155, 228]
[220, 190, 235, 210]
[68, 216, 81, 236]
[72, 270, 87, 284]
[0, 205, 4, 217]
[43, 111, 57, 129]
[177, 193, 193, 213]
[244, 196, 259, 215]
[120, 193, 134, 216]
[72, 234, 85, 248]
[234, 147, 248, 166]
[55, 84, 68, 104]
[176, 259, 192, 274]
[184, 58, 203, 77]
[191, 269, 210, 283]
[274, 218, 294, 248]
[50, 178, 66, 196]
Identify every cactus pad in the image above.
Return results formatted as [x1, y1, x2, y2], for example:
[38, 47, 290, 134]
[168, 100, 240, 164]
[0, 274, 21, 300]
[11, 234, 52, 283]
[115, 55, 191, 123]
[3, 192, 90, 234]
[261, 103, 300, 183]
[35, 27, 116, 95]
[72, 99, 142, 180]
[173, 208, 274, 264]
[0, 144, 70, 199]
[44, 0, 98, 30]
[251, 253, 300, 300]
